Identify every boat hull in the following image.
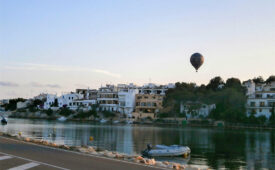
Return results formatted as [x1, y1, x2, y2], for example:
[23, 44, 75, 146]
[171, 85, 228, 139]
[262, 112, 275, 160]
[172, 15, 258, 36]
[143, 145, 191, 157]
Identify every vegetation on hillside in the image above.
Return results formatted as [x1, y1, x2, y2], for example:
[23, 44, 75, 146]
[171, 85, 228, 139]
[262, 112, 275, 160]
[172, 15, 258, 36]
[163, 76, 275, 124]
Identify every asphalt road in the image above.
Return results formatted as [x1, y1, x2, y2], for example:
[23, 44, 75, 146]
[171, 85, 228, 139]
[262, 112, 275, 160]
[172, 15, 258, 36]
[0, 136, 163, 170]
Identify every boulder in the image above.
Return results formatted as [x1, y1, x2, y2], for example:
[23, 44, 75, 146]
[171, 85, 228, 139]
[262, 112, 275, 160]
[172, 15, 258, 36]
[173, 163, 181, 170]
[104, 152, 115, 158]
[87, 146, 96, 153]
[163, 161, 170, 165]
[145, 158, 156, 165]
[155, 161, 167, 168]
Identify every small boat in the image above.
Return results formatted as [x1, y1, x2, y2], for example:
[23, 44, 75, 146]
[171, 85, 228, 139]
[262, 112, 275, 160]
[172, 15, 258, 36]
[1, 117, 7, 125]
[57, 116, 67, 121]
[142, 144, 191, 157]
[100, 119, 107, 123]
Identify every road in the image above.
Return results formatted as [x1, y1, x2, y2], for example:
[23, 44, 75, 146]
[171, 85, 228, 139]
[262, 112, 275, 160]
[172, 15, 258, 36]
[0, 136, 163, 170]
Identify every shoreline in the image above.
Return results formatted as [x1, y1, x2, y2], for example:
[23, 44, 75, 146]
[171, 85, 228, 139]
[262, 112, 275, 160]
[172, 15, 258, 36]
[7, 115, 275, 131]
[0, 131, 206, 170]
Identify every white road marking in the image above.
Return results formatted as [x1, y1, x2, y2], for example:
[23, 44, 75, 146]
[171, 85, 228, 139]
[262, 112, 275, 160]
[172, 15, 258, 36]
[0, 151, 69, 170]
[0, 155, 12, 160]
[8, 162, 40, 170]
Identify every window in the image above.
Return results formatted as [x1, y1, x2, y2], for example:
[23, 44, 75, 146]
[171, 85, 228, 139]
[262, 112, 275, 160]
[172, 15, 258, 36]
[259, 109, 262, 112]
[260, 102, 265, 107]
[250, 102, 255, 107]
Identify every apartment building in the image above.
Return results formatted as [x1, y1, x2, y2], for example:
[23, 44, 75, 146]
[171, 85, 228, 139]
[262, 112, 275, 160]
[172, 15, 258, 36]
[133, 94, 164, 120]
[244, 80, 275, 118]
[76, 89, 98, 100]
[97, 84, 119, 112]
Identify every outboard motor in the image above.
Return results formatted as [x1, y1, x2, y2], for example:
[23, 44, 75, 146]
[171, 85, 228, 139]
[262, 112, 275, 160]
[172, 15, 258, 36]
[142, 144, 152, 157]
[147, 144, 152, 151]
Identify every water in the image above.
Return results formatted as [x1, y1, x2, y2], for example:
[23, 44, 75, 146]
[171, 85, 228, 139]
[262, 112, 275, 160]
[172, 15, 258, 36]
[1, 118, 275, 169]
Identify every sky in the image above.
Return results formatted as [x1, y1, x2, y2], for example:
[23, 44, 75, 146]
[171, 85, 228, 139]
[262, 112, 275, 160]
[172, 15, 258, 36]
[0, 0, 275, 99]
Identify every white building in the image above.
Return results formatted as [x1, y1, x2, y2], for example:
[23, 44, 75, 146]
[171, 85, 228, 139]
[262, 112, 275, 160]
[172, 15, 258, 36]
[118, 84, 139, 117]
[138, 83, 174, 95]
[97, 84, 119, 112]
[43, 94, 58, 109]
[58, 93, 84, 109]
[17, 100, 32, 109]
[180, 101, 216, 118]
[244, 80, 275, 118]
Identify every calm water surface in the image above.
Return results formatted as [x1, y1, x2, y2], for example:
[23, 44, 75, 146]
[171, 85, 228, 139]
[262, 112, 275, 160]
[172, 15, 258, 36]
[1, 118, 275, 169]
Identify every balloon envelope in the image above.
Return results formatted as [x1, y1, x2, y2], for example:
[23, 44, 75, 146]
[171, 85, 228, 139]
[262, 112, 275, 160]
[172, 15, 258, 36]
[190, 53, 204, 71]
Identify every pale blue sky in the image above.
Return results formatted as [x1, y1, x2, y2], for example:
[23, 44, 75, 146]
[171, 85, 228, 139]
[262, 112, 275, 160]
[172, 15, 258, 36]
[0, 0, 275, 99]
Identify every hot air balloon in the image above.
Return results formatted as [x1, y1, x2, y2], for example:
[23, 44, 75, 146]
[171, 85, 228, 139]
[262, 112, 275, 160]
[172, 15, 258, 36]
[190, 53, 204, 72]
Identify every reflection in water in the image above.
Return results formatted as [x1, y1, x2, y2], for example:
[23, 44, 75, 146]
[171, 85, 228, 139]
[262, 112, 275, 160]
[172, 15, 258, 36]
[1, 118, 275, 169]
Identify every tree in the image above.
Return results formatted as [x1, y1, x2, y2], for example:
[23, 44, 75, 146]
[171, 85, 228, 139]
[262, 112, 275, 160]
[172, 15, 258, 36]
[59, 107, 73, 116]
[3, 98, 26, 111]
[269, 105, 275, 124]
[207, 76, 224, 91]
[46, 108, 53, 116]
[252, 76, 264, 84]
[266, 75, 275, 84]
[225, 78, 241, 88]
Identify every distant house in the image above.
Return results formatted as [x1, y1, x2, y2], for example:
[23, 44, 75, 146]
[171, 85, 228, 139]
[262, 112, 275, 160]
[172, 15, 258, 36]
[180, 101, 216, 118]
[58, 93, 84, 109]
[17, 100, 32, 109]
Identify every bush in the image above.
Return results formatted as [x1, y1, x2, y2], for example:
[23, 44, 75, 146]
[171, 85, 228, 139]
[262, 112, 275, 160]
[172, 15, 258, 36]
[46, 109, 53, 116]
[59, 107, 73, 116]
[102, 110, 116, 118]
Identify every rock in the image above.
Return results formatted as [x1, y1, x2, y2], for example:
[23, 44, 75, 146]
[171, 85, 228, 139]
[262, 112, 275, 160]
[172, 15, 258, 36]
[163, 161, 170, 165]
[50, 143, 58, 147]
[87, 146, 96, 153]
[184, 166, 199, 170]
[133, 159, 140, 163]
[24, 137, 31, 142]
[78, 147, 89, 153]
[136, 156, 144, 161]
[42, 141, 49, 145]
[59, 145, 70, 150]
[179, 164, 185, 169]
[115, 153, 124, 159]
[104, 152, 115, 158]
[168, 164, 174, 169]
[139, 158, 146, 164]
[145, 158, 156, 165]
[173, 163, 181, 170]
[155, 161, 167, 168]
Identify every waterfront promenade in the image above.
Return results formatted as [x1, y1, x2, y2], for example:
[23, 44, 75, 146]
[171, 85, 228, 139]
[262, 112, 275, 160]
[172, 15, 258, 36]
[0, 136, 161, 170]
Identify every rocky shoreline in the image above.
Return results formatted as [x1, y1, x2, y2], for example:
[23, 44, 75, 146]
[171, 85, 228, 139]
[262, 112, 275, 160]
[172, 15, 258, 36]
[0, 131, 206, 170]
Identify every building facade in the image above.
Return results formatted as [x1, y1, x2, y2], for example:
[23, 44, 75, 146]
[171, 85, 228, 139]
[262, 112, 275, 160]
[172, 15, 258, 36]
[97, 84, 119, 112]
[245, 81, 275, 118]
[43, 94, 58, 109]
[58, 93, 84, 109]
[118, 85, 139, 117]
[133, 94, 164, 120]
